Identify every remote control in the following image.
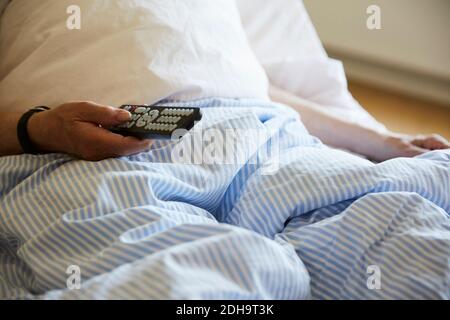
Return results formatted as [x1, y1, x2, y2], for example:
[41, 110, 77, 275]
[111, 105, 202, 140]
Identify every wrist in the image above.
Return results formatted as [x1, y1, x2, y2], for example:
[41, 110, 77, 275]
[27, 110, 53, 153]
[350, 127, 389, 160]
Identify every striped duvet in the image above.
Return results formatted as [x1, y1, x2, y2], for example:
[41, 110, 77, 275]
[0, 98, 448, 299]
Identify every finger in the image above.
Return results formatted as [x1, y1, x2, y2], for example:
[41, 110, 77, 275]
[424, 136, 450, 150]
[412, 134, 450, 150]
[77, 124, 153, 160]
[76, 102, 132, 127]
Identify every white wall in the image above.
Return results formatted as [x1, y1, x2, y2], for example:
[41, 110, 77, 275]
[303, 0, 450, 104]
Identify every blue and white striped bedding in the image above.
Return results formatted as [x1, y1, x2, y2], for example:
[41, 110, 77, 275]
[0, 98, 448, 299]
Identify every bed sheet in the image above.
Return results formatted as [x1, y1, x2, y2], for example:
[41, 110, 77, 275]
[0, 98, 448, 299]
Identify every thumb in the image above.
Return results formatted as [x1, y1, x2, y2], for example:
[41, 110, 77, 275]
[77, 102, 131, 127]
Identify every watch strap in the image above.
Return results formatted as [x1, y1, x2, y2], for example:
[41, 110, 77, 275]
[17, 106, 50, 155]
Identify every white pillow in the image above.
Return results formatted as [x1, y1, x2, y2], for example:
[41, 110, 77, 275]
[237, 0, 386, 131]
[0, 0, 269, 111]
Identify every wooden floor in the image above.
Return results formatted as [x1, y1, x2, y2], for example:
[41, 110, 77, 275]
[348, 81, 450, 140]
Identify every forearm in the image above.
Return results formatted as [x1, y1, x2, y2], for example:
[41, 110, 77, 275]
[0, 112, 24, 155]
[269, 85, 385, 157]
[0, 110, 50, 156]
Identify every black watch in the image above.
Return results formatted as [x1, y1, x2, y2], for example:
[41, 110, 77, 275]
[17, 106, 50, 155]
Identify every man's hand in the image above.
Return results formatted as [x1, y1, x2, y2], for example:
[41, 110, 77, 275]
[28, 101, 153, 161]
[371, 132, 450, 162]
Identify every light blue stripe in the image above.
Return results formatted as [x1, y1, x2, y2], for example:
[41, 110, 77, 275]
[0, 98, 448, 299]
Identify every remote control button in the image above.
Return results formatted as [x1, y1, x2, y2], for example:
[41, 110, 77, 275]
[142, 110, 159, 123]
[135, 107, 148, 114]
[136, 116, 147, 128]
[156, 116, 181, 124]
[161, 108, 178, 116]
[131, 113, 140, 121]
[156, 116, 166, 123]
[149, 109, 159, 119]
